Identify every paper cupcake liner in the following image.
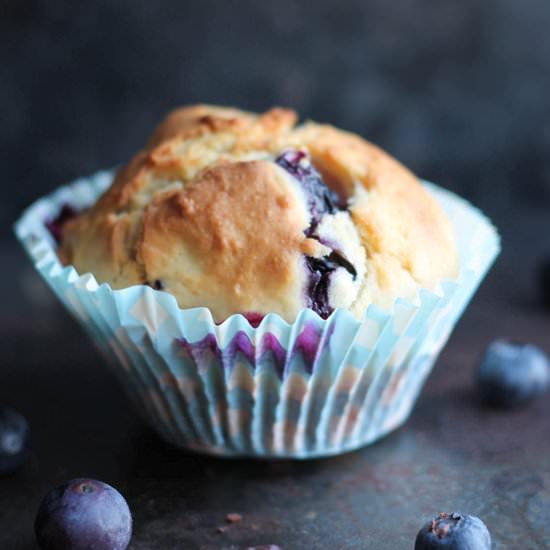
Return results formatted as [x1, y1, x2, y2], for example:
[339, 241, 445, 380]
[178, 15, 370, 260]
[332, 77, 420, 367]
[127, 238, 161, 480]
[14, 171, 500, 458]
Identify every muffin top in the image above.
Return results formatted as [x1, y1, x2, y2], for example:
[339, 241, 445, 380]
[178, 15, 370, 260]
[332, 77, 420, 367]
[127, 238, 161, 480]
[59, 105, 458, 322]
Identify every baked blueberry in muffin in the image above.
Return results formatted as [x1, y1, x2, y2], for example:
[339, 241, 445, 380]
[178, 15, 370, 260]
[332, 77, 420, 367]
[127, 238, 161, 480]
[58, 105, 458, 322]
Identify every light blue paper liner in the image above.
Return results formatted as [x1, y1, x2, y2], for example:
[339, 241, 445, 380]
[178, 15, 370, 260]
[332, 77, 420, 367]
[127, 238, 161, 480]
[14, 171, 500, 458]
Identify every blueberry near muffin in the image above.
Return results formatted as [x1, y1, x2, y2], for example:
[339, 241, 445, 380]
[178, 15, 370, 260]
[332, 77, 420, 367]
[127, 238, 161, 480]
[58, 105, 458, 323]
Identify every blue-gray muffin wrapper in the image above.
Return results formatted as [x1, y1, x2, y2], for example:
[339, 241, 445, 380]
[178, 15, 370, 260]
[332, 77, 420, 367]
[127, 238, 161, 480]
[15, 171, 500, 458]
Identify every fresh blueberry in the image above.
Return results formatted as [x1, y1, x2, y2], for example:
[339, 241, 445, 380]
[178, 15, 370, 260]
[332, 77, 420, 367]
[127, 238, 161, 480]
[35, 478, 132, 550]
[537, 256, 550, 308]
[45, 204, 78, 243]
[476, 339, 550, 408]
[275, 149, 344, 236]
[415, 512, 491, 550]
[0, 407, 30, 474]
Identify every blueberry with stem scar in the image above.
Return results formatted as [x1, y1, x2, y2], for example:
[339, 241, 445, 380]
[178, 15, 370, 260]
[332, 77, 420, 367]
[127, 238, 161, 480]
[415, 512, 491, 550]
[35, 478, 132, 550]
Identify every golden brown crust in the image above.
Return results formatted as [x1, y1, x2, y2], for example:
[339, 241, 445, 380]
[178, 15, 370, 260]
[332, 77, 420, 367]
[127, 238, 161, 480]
[94, 105, 297, 212]
[60, 105, 458, 321]
[290, 123, 457, 291]
[137, 161, 309, 320]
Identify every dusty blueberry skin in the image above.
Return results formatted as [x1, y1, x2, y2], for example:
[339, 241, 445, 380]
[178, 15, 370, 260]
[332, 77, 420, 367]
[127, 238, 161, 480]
[476, 339, 550, 408]
[537, 256, 550, 308]
[0, 407, 30, 474]
[35, 478, 132, 550]
[415, 512, 491, 550]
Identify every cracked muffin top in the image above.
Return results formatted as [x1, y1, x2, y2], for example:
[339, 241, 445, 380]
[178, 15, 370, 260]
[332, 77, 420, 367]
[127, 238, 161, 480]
[59, 105, 458, 322]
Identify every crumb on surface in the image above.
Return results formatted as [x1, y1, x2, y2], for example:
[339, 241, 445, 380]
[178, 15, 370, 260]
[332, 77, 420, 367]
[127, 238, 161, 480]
[226, 513, 243, 523]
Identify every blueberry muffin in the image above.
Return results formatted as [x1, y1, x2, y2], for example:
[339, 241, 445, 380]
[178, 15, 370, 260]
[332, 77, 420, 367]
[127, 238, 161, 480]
[59, 105, 458, 323]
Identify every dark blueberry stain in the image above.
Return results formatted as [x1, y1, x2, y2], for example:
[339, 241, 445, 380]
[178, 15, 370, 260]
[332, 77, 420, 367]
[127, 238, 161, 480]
[306, 251, 357, 319]
[242, 312, 264, 328]
[276, 150, 358, 318]
[152, 280, 164, 290]
[275, 149, 344, 237]
[45, 204, 78, 243]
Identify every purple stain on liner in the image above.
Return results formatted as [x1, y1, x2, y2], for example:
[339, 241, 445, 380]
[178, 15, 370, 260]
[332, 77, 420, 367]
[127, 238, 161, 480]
[293, 322, 322, 374]
[259, 333, 287, 378]
[177, 332, 256, 369]
[175, 323, 327, 378]
[226, 331, 255, 364]
[44, 204, 79, 243]
[177, 333, 222, 365]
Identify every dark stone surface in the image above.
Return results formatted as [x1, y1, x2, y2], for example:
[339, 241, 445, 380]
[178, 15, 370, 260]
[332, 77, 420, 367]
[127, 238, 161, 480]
[1, 239, 550, 550]
[2, 0, 550, 548]
[1, 0, 550, 239]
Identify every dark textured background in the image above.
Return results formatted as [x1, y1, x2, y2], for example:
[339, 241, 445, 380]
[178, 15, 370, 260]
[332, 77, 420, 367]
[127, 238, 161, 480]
[2, 0, 550, 240]
[2, 1, 550, 548]
[2, 0, 549, 317]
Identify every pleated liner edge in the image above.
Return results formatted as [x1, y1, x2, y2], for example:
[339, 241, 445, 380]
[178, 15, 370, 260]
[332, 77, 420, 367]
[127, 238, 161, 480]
[14, 171, 500, 458]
